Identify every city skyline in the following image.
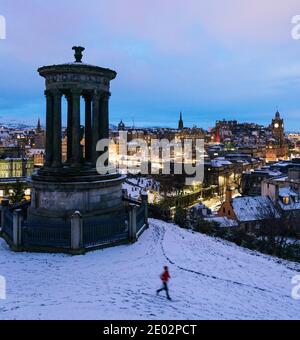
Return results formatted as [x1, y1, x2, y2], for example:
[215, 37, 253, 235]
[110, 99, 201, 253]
[1, 1, 300, 130]
[1, 1, 300, 321]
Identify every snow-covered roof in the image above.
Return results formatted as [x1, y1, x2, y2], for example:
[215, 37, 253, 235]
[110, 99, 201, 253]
[232, 196, 280, 222]
[211, 159, 233, 167]
[273, 162, 291, 167]
[247, 168, 283, 177]
[122, 177, 159, 200]
[191, 203, 207, 211]
[205, 217, 238, 228]
[273, 176, 289, 182]
[279, 187, 298, 198]
[27, 149, 45, 155]
[278, 187, 300, 211]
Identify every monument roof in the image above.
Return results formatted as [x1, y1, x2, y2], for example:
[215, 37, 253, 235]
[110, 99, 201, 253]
[38, 62, 117, 80]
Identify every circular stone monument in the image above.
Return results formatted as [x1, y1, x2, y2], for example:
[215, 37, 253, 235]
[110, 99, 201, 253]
[27, 47, 126, 242]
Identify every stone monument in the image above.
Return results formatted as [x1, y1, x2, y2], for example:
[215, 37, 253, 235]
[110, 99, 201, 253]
[27, 47, 126, 246]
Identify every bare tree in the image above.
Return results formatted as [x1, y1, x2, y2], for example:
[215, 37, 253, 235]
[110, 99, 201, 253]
[255, 203, 297, 256]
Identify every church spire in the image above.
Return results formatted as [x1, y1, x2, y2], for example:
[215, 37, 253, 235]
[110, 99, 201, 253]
[36, 117, 42, 133]
[178, 112, 184, 130]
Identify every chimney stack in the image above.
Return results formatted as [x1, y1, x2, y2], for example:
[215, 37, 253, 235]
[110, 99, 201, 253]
[225, 187, 233, 203]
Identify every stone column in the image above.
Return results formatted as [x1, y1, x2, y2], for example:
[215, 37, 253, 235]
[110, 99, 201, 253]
[66, 93, 73, 164]
[0, 198, 9, 231]
[52, 89, 62, 168]
[99, 92, 110, 166]
[84, 94, 92, 165]
[13, 209, 23, 248]
[99, 92, 110, 140]
[129, 204, 137, 243]
[45, 90, 54, 167]
[71, 211, 83, 252]
[71, 89, 82, 167]
[141, 192, 149, 228]
[92, 91, 101, 166]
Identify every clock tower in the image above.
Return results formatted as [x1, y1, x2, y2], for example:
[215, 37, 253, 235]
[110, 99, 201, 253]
[266, 110, 289, 162]
[271, 110, 285, 145]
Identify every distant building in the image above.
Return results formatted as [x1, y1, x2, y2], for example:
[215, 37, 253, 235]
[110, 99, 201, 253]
[178, 112, 184, 130]
[210, 113, 290, 163]
[218, 189, 280, 233]
[118, 120, 126, 131]
[262, 169, 300, 235]
[0, 146, 33, 178]
[27, 149, 45, 167]
[262, 167, 300, 200]
[204, 155, 264, 199]
[109, 125, 206, 173]
[0, 157, 34, 178]
[32, 118, 45, 149]
[269, 159, 300, 174]
[266, 111, 289, 162]
[218, 167, 300, 235]
[241, 167, 282, 196]
[189, 203, 212, 222]
[36, 117, 42, 134]
[0, 146, 23, 158]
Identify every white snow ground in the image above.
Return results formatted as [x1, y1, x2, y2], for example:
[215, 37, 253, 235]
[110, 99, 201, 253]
[0, 219, 300, 320]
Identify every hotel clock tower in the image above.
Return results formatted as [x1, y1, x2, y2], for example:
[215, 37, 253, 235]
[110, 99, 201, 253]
[266, 110, 289, 162]
[271, 110, 285, 145]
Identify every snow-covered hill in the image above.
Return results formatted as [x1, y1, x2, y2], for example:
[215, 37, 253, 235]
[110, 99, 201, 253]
[0, 219, 299, 320]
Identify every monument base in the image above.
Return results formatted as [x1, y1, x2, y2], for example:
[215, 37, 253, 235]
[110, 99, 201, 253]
[28, 172, 126, 222]
[23, 172, 130, 252]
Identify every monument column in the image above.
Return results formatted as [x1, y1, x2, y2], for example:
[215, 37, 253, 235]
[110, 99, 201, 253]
[84, 94, 93, 164]
[92, 91, 101, 166]
[71, 89, 82, 167]
[99, 92, 110, 140]
[99, 92, 110, 166]
[66, 93, 73, 164]
[45, 90, 54, 167]
[52, 89, 62, 168]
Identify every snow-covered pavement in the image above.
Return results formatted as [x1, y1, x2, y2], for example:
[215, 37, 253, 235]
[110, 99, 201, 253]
[0, 219, 299, 320]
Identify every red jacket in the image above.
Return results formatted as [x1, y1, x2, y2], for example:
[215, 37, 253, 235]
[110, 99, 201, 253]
[161, 270, 170, 283]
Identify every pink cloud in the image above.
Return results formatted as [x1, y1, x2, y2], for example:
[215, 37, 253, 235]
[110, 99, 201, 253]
[93, 0, 300, 51]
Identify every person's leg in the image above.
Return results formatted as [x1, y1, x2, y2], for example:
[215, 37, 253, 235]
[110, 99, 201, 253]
[157, 285, 164, 295]
[164, 283, 171, 300]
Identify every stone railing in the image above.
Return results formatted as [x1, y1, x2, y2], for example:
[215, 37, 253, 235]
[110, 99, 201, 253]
[0, 199, 23, 251]
[123, 192, 149, 242]
[0, 193, 149, 255]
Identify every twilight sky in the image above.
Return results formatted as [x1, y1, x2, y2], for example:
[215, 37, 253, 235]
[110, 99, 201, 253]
[1, 0, 300, 130]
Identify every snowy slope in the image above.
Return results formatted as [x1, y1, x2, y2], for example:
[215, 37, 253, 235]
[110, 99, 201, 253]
[0, 219, 300, 320]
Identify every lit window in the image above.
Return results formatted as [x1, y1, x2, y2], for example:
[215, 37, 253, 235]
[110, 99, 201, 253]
[283, 196, 290, 205]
